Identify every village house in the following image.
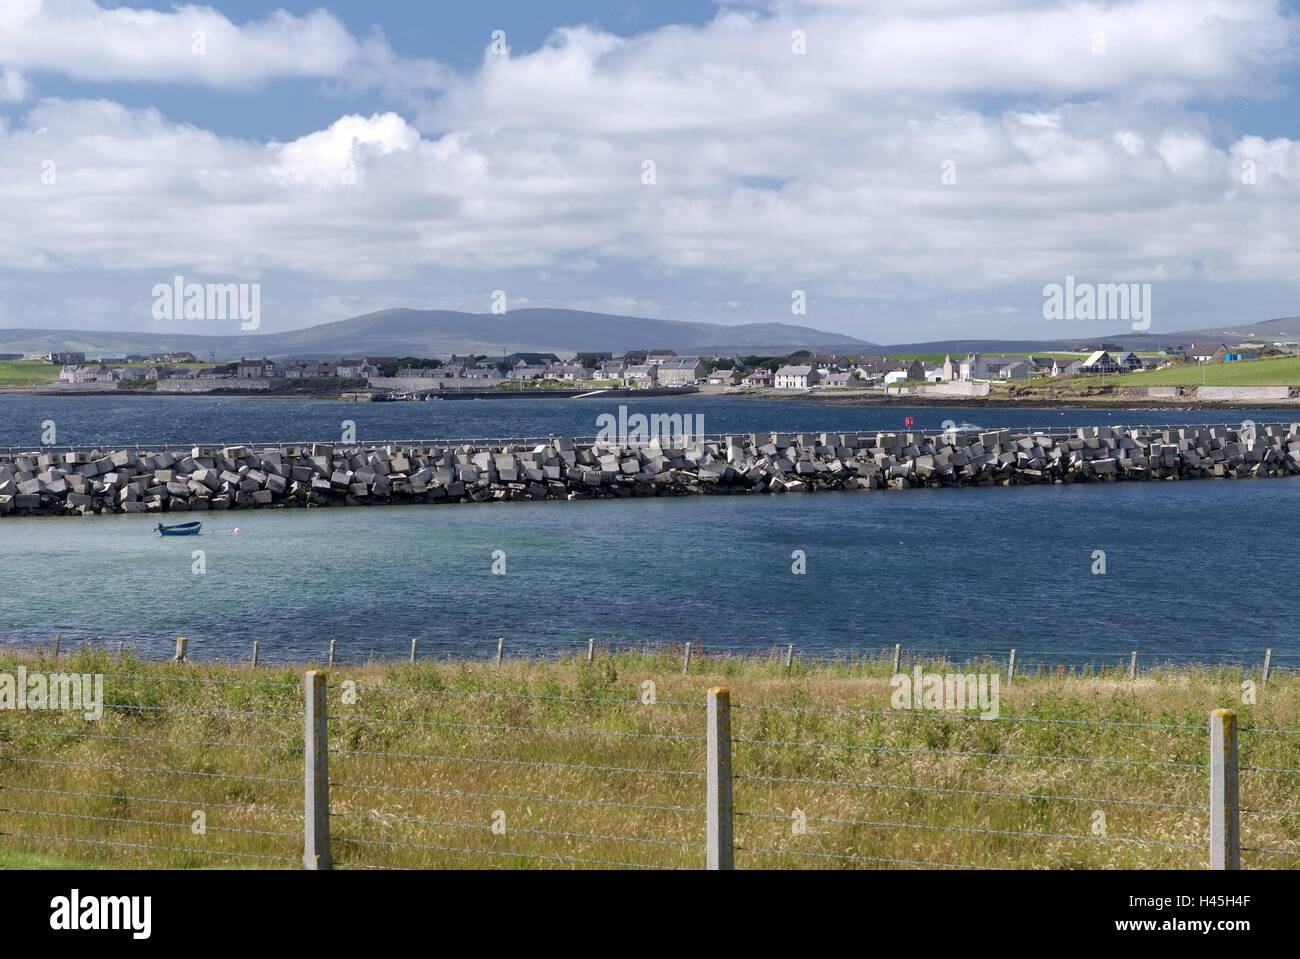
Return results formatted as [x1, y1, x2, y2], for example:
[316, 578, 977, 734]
[1053, 357, 1084, 376]
[958, 353, 989, 381]
[236, 357, 272, 379]
[504, 352, 561, 368]
[984, 356, 1032, 379]
[657, 356, 706, 386]
[646, 350, 678, 365]
[742, 370, 774, 388]
[600, 360, 627, 380]
[623, 363, 658, 387]
[774, 364, 821, 389]
[706, 368, 740, 386]
[46, 351, 86, 365]
[821, 371, 854, 387]
[546, 364, 588, 382]
[1188, 342, 1229, 364]
[1079, 350, 1118, 374]
[1115, 351, 1146, 372]
[508, 363, 549, 381]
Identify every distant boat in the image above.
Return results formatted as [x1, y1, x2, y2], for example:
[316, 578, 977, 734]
[155, 521, 201, 536]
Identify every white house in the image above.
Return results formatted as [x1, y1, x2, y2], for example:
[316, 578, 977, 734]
[958, 353, 989, 381]
[774, 365, 820, 389]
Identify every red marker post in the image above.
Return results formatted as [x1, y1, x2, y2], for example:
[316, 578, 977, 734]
[904, 416, 914, 429]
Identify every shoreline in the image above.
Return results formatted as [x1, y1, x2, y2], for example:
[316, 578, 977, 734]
[5, 382, 1300, 410]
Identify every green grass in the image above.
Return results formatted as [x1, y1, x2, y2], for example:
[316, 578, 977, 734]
[1, 646, 1296, 870]
[0, 848, 88, 869]
[0, 361, 60, 387]
[1073, 355, 1300, 388]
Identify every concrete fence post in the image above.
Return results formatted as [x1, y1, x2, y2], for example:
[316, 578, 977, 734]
[683, 642, 692, 675]
[251, 641, 259, 668]
[707, 686, 734, 870]
[587, 638, 595, 663]
[328, 639, 336, 670]
[303, 669, 331, 870]
[495, 637, 504, 667]
[410, 638, 417, 665]
[785, 644, 794, 671]
[1262, 648, 1272, 689]
[1209, 708, 1240, 870]
[1129, 651, 1138, 681]
[891, 643, 902, 676]
[1007, 649, 1017, 686]
[172, 637, 187, 663]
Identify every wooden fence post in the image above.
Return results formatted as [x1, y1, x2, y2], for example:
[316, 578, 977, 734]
[1209, 708, 1239, 870]
[1129, 650, 1138, 681]
[587, 638, 595, 663]
[410, 638, 417, 665]
[303, 669, 331, 870]
[495, 637, 504, 667]
[707, 686, 734, 870]
[1007, 648, 1017, 686]
[52, 634, 60, 660]
[251, 641, 259, 668]
[683, 642, 692, 675]
[328, 639, 336, 670]
[891, 643, 902, 675]
[785, 644, 794, 671]
[1262, 648, 1272, 689]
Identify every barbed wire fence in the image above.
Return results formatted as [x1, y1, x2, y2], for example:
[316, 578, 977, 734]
[17, 631, 1298, 675]
[1, 658, 1296, 869]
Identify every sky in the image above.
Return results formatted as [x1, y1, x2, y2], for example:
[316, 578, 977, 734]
[1, 0, 1299, 345]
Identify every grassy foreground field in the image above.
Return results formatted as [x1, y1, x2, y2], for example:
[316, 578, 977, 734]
[0, 646, 1296, 870]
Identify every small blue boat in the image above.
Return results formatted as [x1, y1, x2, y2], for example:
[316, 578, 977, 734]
[156, 522, 201, 536]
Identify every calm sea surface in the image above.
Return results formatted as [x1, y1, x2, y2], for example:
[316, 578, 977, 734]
[0, 394, 1294, 667]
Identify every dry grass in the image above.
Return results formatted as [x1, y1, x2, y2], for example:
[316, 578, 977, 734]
[1, 646, 1296, 870]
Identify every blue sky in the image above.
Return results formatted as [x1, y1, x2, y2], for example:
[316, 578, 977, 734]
[1, 0, 1299, 345]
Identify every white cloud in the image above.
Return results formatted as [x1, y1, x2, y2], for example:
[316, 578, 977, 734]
[0, 0, 1298, 337]
[0, 0, 444, 94]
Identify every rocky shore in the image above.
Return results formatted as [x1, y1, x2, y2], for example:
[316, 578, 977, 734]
[1, 423, 1296, 517]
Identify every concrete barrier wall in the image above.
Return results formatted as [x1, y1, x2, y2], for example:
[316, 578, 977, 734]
[156, 377, 272, 392]
[48, 382, 116, 392]
[888, 381, 991, 397]
[1196, 386, 1291, 401]
[1147, 387, 1181, 399]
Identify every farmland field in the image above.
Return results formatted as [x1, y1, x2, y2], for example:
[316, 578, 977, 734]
[1071, 355, 1300, 388]
[0, 361, 60, 387]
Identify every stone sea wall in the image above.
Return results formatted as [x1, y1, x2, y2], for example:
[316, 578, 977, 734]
[1, 423, 1297, 517]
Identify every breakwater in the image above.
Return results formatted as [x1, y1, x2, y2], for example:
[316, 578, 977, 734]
[1, 423, 1297, 517]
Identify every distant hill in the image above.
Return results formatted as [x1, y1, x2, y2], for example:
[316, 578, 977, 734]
[2, 306, 1295, 362]
[0, 308, 876, 361]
